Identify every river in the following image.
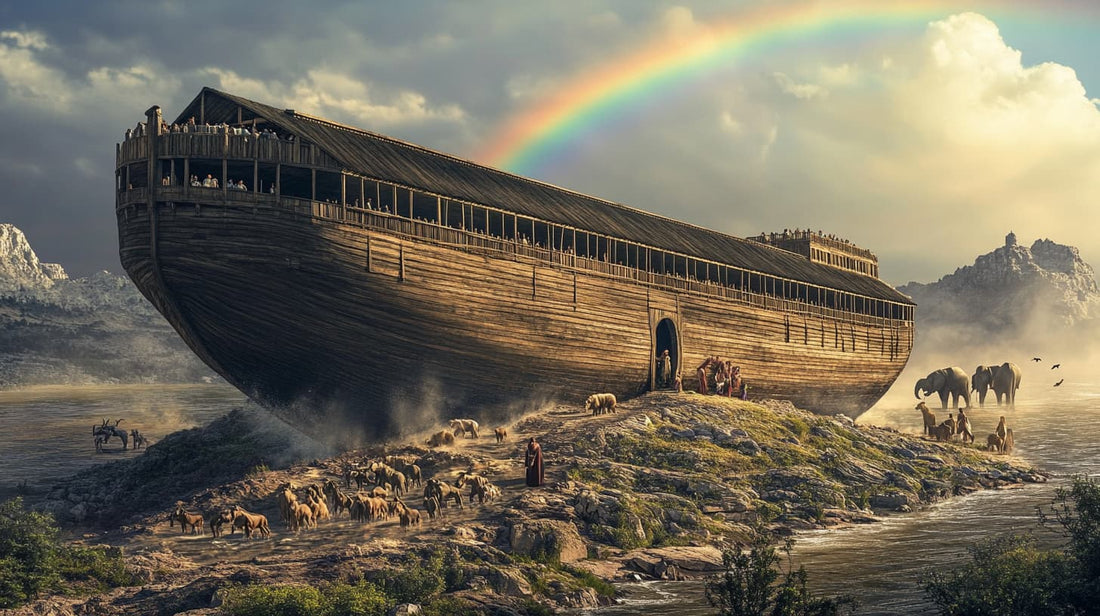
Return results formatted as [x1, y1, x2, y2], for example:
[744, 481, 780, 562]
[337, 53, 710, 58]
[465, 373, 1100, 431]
[591, 377, 1100, 615]
[0, 384, 245, 498]
[0, 380, 1095, 614]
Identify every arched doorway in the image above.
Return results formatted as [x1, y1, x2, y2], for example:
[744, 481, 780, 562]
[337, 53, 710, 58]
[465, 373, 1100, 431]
[654, 318, 678, 390]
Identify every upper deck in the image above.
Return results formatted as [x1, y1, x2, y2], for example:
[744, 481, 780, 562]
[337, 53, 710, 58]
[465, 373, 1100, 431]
[117, 102, 914, 329]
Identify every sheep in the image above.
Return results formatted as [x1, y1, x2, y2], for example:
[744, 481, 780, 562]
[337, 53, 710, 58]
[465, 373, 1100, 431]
[449, 419, 480, 438]
[427, 430, 456, 447]
[494, 427, 507, 444]
[585, 393, 617, 415]
[171, 504, 204, 535]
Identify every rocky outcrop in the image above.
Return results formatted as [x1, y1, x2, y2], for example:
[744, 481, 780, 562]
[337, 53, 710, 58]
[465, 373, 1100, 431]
[508, 519, 588, 563]
[0, 223, 213, 386]
[898, 233, 1100, 346]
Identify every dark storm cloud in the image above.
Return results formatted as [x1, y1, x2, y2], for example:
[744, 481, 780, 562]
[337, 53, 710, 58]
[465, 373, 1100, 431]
[0, 2, 1097, 284]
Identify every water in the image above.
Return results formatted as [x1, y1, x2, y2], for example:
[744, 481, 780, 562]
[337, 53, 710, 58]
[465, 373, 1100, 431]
[594, 378, 1100, 615]
[1, 381, 1096, 614]
[0, 384, 245, 497]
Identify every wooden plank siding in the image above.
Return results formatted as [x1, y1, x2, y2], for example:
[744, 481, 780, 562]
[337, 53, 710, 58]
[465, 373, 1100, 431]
[115, 92, 913, 437]
[118, 194, 909, 437]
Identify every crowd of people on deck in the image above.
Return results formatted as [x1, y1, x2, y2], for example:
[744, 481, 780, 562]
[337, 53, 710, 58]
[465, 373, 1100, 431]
[123, 116, 288, 142]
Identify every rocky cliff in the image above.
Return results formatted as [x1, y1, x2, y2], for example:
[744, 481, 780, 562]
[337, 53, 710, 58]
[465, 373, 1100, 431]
[0, 223, 214, 387]
[897, 232, 1100, 349]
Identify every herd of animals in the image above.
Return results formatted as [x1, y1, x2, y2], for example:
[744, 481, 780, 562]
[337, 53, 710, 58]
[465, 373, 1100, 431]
[165, 397, 621, 540]
[169, 452, 505, 539]
[912, 359, 1065, 454]
[91, 418, 149, 452]
[154, 369, 1046, 541]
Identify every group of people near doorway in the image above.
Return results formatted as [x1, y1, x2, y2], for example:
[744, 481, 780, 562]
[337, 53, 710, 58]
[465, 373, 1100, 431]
[655, 350, 748, 399]
[696, 355, 748, 398]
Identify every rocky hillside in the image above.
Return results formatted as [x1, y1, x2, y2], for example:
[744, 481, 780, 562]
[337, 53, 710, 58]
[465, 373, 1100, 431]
[0, 223, 214, 387]
[23, 393, 1042, 614]
[897, 232, 1100, 349]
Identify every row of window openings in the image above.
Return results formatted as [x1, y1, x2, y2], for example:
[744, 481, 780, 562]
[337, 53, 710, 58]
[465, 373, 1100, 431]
[809, 248, 876, 276]
[119, 159, 911, 320]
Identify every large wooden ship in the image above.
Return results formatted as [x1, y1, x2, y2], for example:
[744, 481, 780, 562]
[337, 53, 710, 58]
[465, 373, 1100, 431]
[116, 88, 914, 438]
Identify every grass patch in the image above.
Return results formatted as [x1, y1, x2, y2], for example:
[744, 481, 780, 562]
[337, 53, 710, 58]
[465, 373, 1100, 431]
[0, 498, 136, 609]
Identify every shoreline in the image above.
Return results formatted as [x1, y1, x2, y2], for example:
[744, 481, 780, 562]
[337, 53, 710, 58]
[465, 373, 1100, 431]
[11, 392, 1045, 614]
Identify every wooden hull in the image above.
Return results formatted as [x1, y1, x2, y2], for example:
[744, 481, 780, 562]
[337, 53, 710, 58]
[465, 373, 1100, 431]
[118, 197, 912, 439]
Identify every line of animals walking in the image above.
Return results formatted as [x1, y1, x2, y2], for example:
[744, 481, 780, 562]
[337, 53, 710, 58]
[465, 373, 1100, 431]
[169, 453, 506, 540]
[165, 392, 630, 541]
[91, 418, 150, 452]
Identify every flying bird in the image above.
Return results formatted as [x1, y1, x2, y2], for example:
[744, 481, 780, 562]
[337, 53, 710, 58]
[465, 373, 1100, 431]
[1051, 364, 1061, 370]
[1054, 379, 1064, 387]
[1032, 357, 1042, 362]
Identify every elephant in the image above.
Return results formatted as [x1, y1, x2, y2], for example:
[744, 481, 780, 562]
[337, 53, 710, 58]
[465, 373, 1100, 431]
[915, 366, 971, 409]
[972, 363, 1022, 408]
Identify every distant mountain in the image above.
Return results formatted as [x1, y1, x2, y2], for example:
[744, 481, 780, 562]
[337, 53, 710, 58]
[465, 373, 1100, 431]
[897, 232, 1100, 349]
[0, 223, 215, 387]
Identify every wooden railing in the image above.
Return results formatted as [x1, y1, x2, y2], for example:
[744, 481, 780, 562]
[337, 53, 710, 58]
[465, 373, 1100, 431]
[118, 187, 913, 331]
[302, 200, 912, 330]
[117, 133, 339, 169]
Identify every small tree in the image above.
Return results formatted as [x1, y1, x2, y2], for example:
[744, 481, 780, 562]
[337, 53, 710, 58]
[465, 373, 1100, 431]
[0, 497, 61, 608]
[923, 476, 1100, 615]
[705, 529, 856, 616]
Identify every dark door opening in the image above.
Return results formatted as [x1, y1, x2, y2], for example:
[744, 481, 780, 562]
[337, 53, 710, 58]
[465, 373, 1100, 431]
[654, 318, 678, 390]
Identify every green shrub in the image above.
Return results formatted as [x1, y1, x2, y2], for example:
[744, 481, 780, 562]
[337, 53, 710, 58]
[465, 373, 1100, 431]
[372, 552, 446, 604]
[221, 581, 389, 616]
[922, 476, 1100, 615]
[561, 564, 616, 599]
[921, 534, 1074, 616]
[322, 582, 389, 616]
[221, 584, 326, 616]
[0, 498, 61, 607]
[0, 498, 135, 608]
[705, 528, 855, 616]
[54, 545, 136, 591]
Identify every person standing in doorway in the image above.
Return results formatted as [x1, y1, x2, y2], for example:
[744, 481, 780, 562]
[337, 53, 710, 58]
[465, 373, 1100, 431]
[657, 349, 672, 389]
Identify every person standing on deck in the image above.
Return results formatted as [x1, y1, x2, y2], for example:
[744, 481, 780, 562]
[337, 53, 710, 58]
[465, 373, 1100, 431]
[525, 437, 544, 487]
[657, 349, 672, 389]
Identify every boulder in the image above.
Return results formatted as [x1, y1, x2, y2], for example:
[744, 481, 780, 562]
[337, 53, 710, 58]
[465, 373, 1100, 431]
[869, 493, 910, 510]
[626, 545, 724, 577]
[510, 520, 587, 563]
[388, 605, 422, 616]
[489, 568, 532, 597]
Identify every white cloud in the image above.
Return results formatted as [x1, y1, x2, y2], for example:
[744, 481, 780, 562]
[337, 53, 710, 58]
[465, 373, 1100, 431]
[772, 72, 827, 100]
[0, 30, 48, 50]
[688, 12, 1100, 283]
[201, 68, 466, 127]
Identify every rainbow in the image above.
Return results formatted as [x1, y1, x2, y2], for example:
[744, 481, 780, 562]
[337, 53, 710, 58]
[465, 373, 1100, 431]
[475, 0, 1036, 176]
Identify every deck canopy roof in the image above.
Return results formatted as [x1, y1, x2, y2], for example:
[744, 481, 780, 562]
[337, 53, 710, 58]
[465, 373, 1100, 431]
[173, 88, 913, 305]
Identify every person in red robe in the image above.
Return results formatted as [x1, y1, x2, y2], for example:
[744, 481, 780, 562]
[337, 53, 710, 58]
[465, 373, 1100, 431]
[525, 437, 544, 487]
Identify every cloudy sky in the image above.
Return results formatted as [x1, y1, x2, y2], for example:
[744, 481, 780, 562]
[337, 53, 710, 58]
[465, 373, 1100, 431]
[1, 1, 1098, 285]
